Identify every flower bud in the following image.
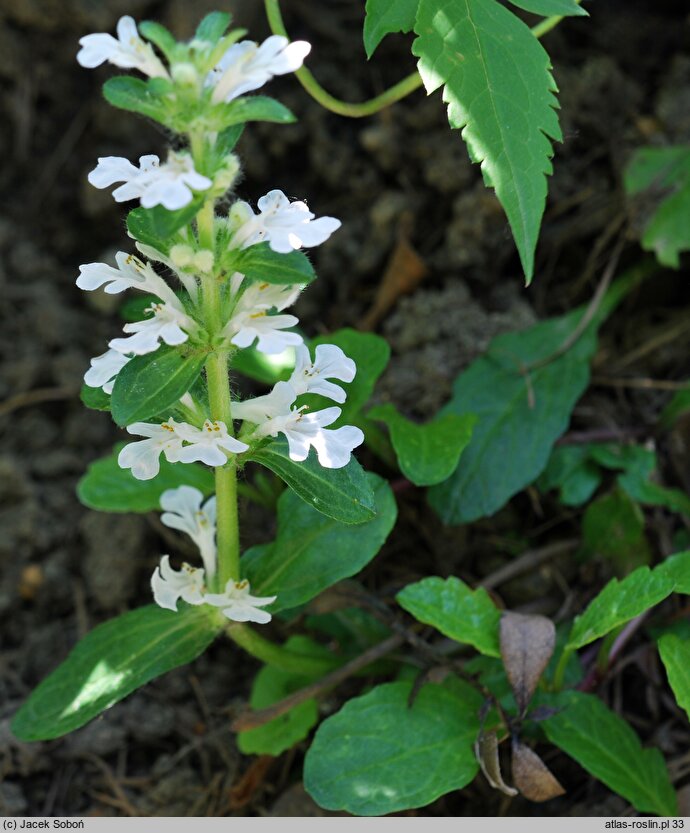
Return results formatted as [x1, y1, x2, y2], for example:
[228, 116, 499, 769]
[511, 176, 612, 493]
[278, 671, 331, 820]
[193, 250, 214, 273]
[171, 62, 199, 87]
[170, 244, 194, 268]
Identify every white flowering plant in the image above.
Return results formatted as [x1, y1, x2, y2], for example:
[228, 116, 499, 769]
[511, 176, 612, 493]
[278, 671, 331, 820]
[11, 7, 690, 820]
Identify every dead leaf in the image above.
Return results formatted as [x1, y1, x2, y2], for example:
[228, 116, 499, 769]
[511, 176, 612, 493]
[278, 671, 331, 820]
[512, 739, 565, 802]
[360, 212, 428, 331]
[474, 730, 518, 797]
[500, 611, 556, 715]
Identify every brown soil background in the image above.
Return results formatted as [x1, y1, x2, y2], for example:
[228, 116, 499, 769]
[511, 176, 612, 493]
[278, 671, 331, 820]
[1, 0, 690, 817]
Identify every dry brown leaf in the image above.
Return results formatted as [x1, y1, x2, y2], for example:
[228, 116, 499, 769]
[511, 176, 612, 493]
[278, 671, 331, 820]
[512, 739, 565, 802]
[360, 212, 428, 331]
[474, 730, 518, 797]
[499, 611, 556, 715]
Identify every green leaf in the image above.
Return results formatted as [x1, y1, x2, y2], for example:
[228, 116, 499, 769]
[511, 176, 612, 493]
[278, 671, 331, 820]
[507, 0, 588, 16]
[537, 445, 602, 506]
[655, 550, 690, 595]
[230, 243, 316, 285]
[413, 0, 562, 282]
[369, 405, 475, 486]
[237, 636, 331, 756]
[138, 21, 178, 61]
[304, 679, 482, 815]
[216, 124, 245, 157]
[102, 76, 170, 123]
[194, 11, 231, 43]
[77, 447, 214, 513]
[428, 274, 636, 525]
[624, 146, 690, 268]
[209, 96, 295, 130]
[397, 575, 501, 656]
[542, 690, 677, 816]
[658, 633, 690, 722]
[661, 384, 690, 428]
[243, 474, 396, 612]
[310, 329, 390, 427]
[580, 488, 651, 569]
[566, 565, 675, 651]
[127, 207, 173, 254]
[11, 605, 222, 741]
[110, 347, 206, 427]
[80, 384, 111, 412]
[129, 201, 204, 242]
[231, 343, 295, 385]
[247, 439, 376, 524]
[364, 0, 419, 57]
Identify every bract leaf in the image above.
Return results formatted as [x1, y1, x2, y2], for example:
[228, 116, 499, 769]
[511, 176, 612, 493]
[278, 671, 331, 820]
[11, 605, 222, 741]
[247, 439, 376, 524]
[110, 347, 206, 427]
[77, 447, 214, 514]
[303, 680, 482, 815]
[413, 0, 562, 281]
[500, 611, 555, 715]
[243, 473, 396, 612]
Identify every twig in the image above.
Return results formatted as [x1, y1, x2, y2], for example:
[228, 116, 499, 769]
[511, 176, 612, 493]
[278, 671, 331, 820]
[556, 427, 648, 445]
[479, 539, 579, 591]
[591, 376, 689, 392]
[0, 385, 76, 417]
[231, 633, 404, 731]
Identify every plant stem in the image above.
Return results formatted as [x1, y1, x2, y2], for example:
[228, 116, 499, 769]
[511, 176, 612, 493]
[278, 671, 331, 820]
[228, 623, 339, 675]
[194, 161, 241, 590]
[552, 647, 572, 691]
[265, 0, 576, 119]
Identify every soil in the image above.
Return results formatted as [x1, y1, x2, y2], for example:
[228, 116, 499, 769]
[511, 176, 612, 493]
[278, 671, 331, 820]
[1, 0, 690, 818]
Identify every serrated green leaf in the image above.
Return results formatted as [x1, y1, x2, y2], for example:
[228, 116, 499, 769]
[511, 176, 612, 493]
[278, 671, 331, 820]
[247, 439, 376, 524]
[537, 445, 602, 506]
[102, 76, 170, 123]
[397, 575, 501, 656]
[237, 636, 331, 756]
[369, 405, 475, 486]
[655, 551, 690, 595]
[11, 605, 222, 741]
[194, 11, 231, 44]
[243, 474, 396, 612]
[507, 0, 587, 16]
[428, 274, 636, 525]
[566, 566, 675, 651]
[77, 447, 214, 513]
[209, 96, 295, 130]
[80, 384, 111, 412]
[364, 0, 419, 57]
[580, 488, 651, 569]
[542, 690, 677, 816]
[625, 146, 690, 268]
[304, 679, 482, 815]
[413, 0, 562, 281]
[230, 243, 316, 285]
[658, 633, 690, 722]
[110, 347, 206, 427]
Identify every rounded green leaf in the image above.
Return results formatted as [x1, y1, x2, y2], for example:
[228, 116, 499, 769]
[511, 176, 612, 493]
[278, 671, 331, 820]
[243, 473, 396, 612]
[397, 575, 501, 657]
[304, 680, 482, 815]
[12, 605, 222, 741]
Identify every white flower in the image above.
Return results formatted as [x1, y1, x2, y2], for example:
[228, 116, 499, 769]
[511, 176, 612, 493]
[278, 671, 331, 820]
[206, 35, 310, 104]
[204, 579, 276, 624]
[289, 343, 356, 403]
[223, 280, 303, 355]
[234, 381, 364, 469]
[151, 556, 206, 612]
[77, 15, 169, 79]
[77, 251, 179, 307]
[133, 242, 199, 303]
[88, 152, 212, 210]
[83, 348, 131, 394]
[118, 419, 185, 481]
[230, 189, 341, 253]
[174, 420, 249, 465]
[108, 302, 196, 356]
[160, 486, 217, 579]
